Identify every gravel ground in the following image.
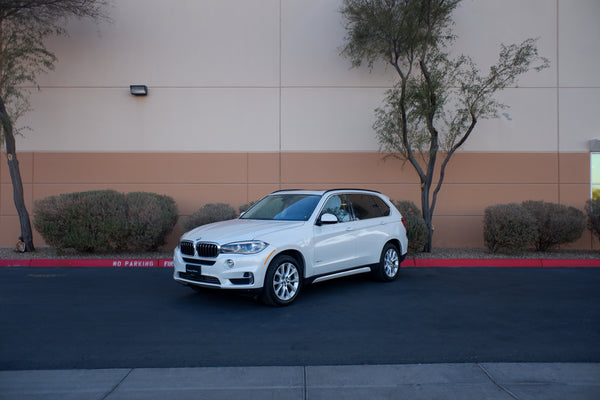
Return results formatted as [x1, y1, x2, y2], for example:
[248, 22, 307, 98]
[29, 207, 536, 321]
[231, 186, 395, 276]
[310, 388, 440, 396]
[0, 247, 174, 260]
[1, 246, 598, 260]
[409, 247, 600, 259]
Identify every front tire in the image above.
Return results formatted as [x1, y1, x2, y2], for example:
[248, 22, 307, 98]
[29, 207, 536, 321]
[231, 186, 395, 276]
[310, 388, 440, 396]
[261, 255, 302, 306]
[374, 242, 401, 282]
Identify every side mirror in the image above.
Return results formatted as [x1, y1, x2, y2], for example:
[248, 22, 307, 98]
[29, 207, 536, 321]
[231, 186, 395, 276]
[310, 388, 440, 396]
[317, 213, 338, 226]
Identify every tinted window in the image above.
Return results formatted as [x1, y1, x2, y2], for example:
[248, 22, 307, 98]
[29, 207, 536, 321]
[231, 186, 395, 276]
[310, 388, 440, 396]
[372, 195, 391, 217]
[241, 194, 321, 221]
[348, 194, 390, 220]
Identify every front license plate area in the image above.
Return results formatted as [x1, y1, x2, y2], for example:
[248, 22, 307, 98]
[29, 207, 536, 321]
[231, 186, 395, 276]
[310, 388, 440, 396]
[186, 264, 202, 275]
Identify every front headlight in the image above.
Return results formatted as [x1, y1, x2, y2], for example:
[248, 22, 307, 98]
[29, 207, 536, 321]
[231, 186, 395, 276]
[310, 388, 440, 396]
[220, 240, 269, 254]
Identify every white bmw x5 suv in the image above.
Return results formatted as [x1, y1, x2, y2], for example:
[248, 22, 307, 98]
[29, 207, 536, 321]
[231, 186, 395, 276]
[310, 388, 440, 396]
[173, 189, 408, 306]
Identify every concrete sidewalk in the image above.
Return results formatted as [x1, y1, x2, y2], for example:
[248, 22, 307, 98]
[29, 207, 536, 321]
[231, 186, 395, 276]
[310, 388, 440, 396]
[1, 363, 599, 400]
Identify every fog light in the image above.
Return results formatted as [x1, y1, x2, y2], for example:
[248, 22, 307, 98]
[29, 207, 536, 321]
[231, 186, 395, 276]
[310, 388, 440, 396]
[226, 259, 235, 268]
[243, 272, 254, 285]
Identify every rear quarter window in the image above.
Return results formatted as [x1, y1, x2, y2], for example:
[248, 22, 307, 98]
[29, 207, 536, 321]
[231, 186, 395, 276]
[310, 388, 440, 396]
[372, 195, 391, 217]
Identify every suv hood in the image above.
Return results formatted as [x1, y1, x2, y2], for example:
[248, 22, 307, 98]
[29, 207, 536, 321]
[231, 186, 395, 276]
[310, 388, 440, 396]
[180, 219, 305, 244]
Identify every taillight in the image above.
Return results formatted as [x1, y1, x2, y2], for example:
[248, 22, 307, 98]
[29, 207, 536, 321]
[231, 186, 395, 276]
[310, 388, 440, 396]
[401, 217, 407, 228]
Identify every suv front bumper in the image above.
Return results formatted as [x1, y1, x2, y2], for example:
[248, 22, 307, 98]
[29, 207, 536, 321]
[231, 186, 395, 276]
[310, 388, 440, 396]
[173, 247, 269, 290]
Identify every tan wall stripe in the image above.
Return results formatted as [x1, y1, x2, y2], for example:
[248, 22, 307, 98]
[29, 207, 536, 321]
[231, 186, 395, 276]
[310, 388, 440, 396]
[0, 151, 594, 250]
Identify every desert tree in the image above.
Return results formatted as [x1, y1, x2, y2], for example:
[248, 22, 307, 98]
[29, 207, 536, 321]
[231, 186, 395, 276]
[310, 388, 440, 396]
[340, 0, 548, 252]
[0, 0, 109, 251]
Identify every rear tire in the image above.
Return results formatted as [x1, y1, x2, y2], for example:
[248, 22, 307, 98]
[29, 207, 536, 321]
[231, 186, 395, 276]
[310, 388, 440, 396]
[261, 255, 302, 306]
[374, 242, 401, 282]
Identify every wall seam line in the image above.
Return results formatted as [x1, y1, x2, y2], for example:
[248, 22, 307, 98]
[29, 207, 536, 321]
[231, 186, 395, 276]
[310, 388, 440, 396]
[556, 0, 561, 204]
[278, 0, 283, 189]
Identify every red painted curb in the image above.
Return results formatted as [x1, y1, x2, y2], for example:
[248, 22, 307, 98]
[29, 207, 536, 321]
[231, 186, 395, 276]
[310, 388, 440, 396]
[0, 258, 599, 268]
[410, 259, 543, 267]
[407, 258, 600, 267]
[540, 259, 600, 267]
[0, 259, 174, 268]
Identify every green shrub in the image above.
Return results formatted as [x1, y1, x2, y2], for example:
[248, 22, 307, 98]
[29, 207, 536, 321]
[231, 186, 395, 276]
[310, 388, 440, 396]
[125, 192, 179, 250]
[34, 190, 129, 252]
[34, 190, 179, 252]
[392, 200, 428, 254]
[483, 203, 538, 253]
[182, 203, 237, 231]
[403, 214, 429, 254]
[392, 200, 421, 216]
[522, 200, 585, 251]
[585, 198, 600, 243]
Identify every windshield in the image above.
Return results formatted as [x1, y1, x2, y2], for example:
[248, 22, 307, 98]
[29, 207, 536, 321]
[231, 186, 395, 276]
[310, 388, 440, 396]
[241, 194, 321, 221]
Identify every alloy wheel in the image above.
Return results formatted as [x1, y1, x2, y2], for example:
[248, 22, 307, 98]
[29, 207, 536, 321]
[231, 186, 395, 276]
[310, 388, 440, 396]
[383, 247, 399, 278]
[273, 262, 299, 301]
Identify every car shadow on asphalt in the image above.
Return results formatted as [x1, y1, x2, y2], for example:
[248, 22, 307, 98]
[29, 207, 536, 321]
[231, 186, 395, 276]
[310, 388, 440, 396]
[178, 273, 405, 307]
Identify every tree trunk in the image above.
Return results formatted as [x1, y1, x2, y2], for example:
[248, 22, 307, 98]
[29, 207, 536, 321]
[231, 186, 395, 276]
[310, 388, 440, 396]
[421, 182, 434, 253]
[0, 96, 35, 251]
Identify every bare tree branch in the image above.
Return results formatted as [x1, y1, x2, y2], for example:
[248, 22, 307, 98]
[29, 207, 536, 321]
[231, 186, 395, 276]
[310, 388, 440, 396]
[0, 0, 109, 251]
[341, 0, 548, 251]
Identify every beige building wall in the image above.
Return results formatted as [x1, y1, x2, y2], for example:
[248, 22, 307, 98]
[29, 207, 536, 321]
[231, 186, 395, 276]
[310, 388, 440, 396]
[2, 0, 600, 249]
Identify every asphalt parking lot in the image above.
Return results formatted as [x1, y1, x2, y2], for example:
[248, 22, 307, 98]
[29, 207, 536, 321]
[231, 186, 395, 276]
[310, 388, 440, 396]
[1, 266, 598, 370]
[1, 265, 599, 399]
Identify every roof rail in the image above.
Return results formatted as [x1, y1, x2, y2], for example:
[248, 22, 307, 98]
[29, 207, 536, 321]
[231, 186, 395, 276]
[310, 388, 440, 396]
[268, 188, 382, 195]
[323, 188, 382, 194]
[270, 189, 305, 193]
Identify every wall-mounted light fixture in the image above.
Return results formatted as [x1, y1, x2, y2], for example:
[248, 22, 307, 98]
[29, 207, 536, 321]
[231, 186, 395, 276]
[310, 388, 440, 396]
[130, 85, 148, 96]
